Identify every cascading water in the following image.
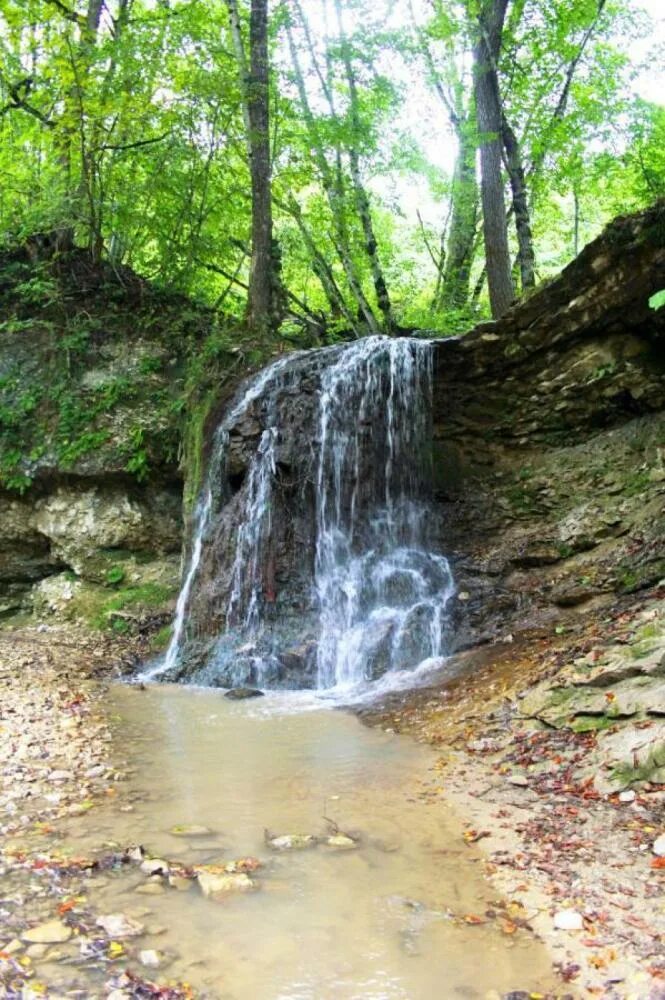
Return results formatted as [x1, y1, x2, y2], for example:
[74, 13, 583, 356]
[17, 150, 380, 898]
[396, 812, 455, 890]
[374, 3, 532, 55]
[314, 338, 453, 689]
[146, 336, 454, 692]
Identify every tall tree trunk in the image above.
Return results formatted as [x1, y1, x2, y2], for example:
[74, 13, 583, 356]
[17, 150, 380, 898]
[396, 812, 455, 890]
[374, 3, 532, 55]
[473, 0, 513, 319]
[285, 6, 379, 332]
[333, 0, 393, 331]
[226, 0, 279, 335]
[439, 111, 478, 310]
[247, 0, 273, 333]
[501, 113, 535, 291]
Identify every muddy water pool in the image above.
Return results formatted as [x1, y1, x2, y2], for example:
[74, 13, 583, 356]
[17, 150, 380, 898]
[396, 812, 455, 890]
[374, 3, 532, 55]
[61, 683, 557, 999]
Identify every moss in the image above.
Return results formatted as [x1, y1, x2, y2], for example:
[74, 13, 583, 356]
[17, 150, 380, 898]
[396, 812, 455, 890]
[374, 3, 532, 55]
[611, 741, 665, 786]
[622, 469, 652, 497]
[86, 582, 176, 630]
[570, 715, 615, 733]
[150, 623, 173, 652]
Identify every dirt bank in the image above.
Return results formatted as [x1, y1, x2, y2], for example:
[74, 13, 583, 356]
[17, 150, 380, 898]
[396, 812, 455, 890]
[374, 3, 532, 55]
[359, 589, 665, 999]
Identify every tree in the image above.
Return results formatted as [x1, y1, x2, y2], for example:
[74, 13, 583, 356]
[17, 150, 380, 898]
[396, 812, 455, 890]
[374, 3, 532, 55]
[472, 0, 514, 318]
[226, 0, 280, 335]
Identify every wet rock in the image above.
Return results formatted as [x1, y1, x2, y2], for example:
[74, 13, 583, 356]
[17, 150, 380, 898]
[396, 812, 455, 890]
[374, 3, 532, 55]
[170, 824, 214, 837]
[324, 834, 358, 850]
[140, 858, 169, 875]
[265, 831, 318, 851]
[139, 949, 164, 968]
[553, 909, 584, 931]
[22, 920, 72, 944]
[24, 944, 48, 959]
[135, 882, 166, 895]
[196, 871, 255, 897]
[2, 939, 23, 955]
[168, 875, 194, 891]
[506, 774, 529, 787]
[224, 687, 264, 700]
[96, 913, 145, 938]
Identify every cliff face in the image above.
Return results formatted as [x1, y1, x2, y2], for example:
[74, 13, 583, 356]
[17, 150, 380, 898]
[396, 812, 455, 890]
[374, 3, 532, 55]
[433, 201, 665, 648]
[0, 246, 216, 627]
[0, 203, 663, 657]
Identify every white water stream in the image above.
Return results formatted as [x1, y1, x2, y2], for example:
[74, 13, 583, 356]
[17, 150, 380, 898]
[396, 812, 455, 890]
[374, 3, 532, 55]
[146, 337, 453, 693]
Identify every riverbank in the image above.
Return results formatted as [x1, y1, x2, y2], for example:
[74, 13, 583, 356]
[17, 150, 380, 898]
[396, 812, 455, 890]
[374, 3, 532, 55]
[0, 626, 561, 1000]
[359, 589, 665, 998]
[2, 602, 664, 999]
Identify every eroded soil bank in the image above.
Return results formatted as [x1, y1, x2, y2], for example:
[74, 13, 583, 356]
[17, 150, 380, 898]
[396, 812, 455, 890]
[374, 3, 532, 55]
[359, 588, 665, 999]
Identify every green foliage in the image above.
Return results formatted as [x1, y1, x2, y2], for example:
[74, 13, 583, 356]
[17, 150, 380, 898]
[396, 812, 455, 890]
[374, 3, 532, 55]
[0, 0, 661, 348]
[104, 566, 127, 588]
[649, 289, 665, 311]
[92, 582, 176, 631]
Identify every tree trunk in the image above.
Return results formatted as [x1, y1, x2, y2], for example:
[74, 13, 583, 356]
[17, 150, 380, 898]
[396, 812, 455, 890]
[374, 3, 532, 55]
[334, 0, 393, 331]
[501, 113, 535, 291]
[285, 6, 379, 333]
[246, 0, 273, 333]
[473, 0, 513, 319]
[226, 0, 279, 335]
[439, 111, 479, 310]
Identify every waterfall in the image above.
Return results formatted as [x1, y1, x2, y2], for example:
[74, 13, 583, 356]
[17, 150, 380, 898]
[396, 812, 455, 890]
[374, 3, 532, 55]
[313, 337, 453, 689]
[147, 336, 453, 691]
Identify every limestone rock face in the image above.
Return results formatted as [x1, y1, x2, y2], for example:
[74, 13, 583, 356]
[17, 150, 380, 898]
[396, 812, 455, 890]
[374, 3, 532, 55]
[32, 485, 181, 579]
[0, 204, 663, 672]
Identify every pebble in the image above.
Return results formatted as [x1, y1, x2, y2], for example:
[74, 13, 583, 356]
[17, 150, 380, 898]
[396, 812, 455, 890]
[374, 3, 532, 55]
[169, 875, 194, 891]
[324, 834, 358, 850]
[553, 909, 584, 931]
[619, 789, 636, 803]
[653, 833, 665, 857]
[170, 824, 213, 838]
[22, 920, 72, 944]
[2, 938, 23, 954]
[139, 948, 163, 968]
[135, 883, 166, 895]
[197, 871, 255, 897]
[506, 774, 529, 787]
[96, 913, 145, 938]
[140, 858, 169, 875]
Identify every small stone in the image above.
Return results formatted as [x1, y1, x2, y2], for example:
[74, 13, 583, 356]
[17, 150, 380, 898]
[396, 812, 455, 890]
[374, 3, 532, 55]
[22, 920, 72, 944]
[197, 871, 255, 898]
[140, 858, 169, 876]
[224, 687, 264, 700]
[324, 834, 358, 850]
[170, 824, 213, 838]
[139, 949, 163, 968]
[619, 790, 636, 803]
[25, 944, 48, 959]
[135, 883, 166, 895]
[96, 913, 145, 938]
[266, 833, 318, 851]
[49, 770, 72, 782]
[553, 909, 584, 931]
[653, 834, 665, 857]
[2, 938, 23, 955]
[169, 875, 194, 891]
[506, 774, 529, 787]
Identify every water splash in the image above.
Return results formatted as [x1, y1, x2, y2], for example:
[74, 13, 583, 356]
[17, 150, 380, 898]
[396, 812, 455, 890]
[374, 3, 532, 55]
[147, 336, 453, 691]
[143, 352, 307, 681]
[314, 337, 454, 689]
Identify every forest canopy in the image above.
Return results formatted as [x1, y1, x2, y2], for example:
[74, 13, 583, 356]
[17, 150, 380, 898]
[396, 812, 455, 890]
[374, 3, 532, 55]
[0, 0, 663, 338]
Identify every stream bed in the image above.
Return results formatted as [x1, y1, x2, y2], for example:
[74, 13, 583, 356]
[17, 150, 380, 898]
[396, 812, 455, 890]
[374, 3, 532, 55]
[62, 683, 559, 999]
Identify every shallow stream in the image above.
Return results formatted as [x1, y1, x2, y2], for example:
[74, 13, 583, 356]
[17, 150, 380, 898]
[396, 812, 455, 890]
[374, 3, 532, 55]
[63, 683, 558, 999]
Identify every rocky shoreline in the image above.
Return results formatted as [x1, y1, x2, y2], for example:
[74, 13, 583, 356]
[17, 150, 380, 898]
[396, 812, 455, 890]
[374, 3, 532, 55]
[359, 588, 665, 998]
[2, 591, 664, 998]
